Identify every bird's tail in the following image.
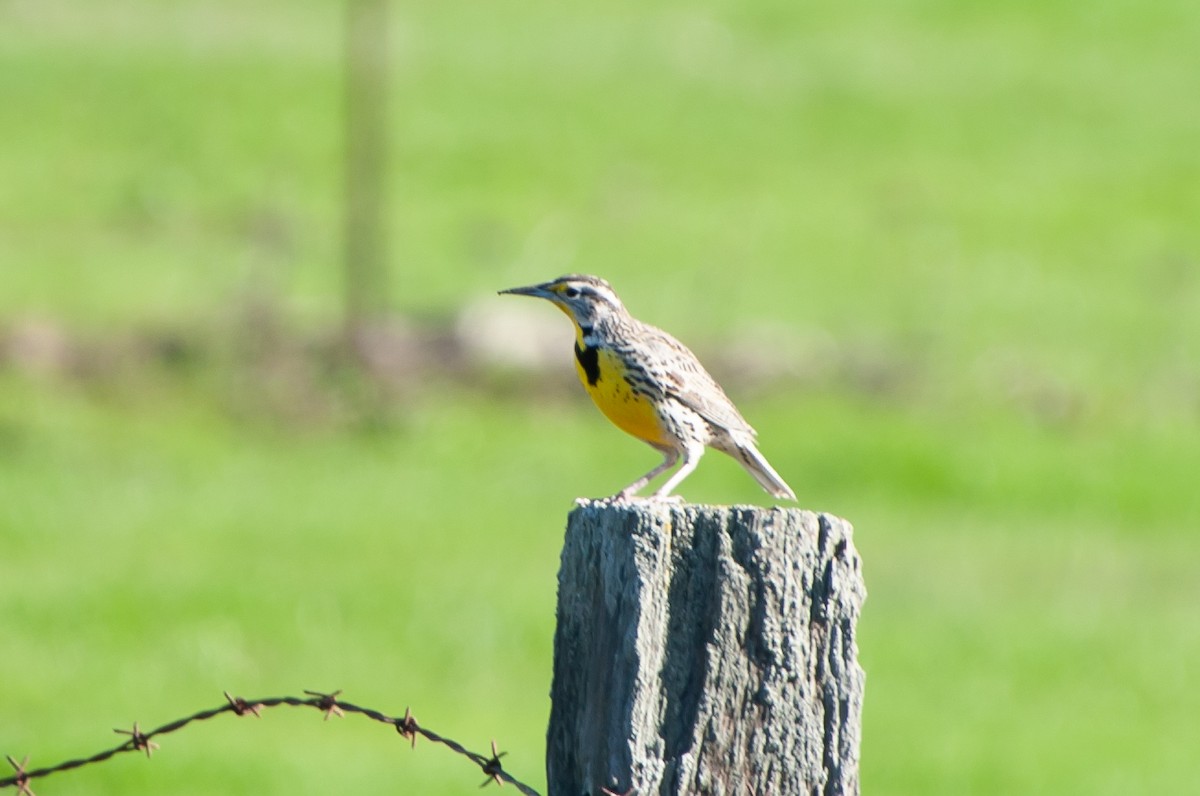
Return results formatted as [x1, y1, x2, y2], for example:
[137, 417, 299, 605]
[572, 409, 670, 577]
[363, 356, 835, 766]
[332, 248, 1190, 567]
[729, 439, 797, 501]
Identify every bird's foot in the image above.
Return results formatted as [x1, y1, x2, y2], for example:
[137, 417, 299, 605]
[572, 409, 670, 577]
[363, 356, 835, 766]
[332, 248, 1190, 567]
[596, 491, 683, 505]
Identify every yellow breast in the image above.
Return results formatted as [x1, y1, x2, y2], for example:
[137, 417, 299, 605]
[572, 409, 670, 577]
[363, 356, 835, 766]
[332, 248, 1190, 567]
[575, 343, 671, 448]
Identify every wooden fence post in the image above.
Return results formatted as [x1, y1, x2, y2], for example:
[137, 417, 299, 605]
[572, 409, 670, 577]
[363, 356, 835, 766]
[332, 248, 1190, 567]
[546, 501, 865, 796]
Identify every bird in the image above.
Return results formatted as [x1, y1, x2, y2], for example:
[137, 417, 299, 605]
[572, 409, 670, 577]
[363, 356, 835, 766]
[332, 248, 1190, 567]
[499, 274, 796, 502]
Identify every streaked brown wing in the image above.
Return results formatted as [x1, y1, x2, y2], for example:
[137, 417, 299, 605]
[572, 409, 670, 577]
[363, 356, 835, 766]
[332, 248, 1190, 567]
[635, 323, 757, 437]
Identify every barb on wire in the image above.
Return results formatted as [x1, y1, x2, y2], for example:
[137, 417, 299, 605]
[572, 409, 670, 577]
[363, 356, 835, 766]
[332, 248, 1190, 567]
[395, 706, 418, 748]
[223, 691, 263, 718]
[0, 690, 541, 796]
[481, 740, 508, 788]
[4, 756, 32, 796]
[303, 689, 345, 721]
[113, 723, 158, 758]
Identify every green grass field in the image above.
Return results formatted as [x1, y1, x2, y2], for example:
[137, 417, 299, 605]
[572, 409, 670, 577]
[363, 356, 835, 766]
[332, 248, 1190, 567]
[2, 1, 1198, 794]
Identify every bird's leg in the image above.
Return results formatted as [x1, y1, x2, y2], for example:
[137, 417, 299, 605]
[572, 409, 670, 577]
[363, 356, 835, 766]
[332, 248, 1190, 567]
[651, 443, 704, 500]
[612, 449, 679, 502]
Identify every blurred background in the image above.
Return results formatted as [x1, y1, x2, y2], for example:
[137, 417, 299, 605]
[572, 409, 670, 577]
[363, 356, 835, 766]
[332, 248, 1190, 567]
[1, 0, 1198, 793]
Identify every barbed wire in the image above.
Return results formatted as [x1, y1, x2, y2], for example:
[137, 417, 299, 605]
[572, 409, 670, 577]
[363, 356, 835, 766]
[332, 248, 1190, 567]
[1, 689, 542, 796]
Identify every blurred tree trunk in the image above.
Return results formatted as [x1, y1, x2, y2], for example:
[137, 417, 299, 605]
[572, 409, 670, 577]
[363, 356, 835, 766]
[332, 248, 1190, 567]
[343, 0, 389, 339]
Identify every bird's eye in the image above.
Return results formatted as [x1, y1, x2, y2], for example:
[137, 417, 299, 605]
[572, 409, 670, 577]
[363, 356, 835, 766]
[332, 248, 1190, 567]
[563, 287, 580, 299]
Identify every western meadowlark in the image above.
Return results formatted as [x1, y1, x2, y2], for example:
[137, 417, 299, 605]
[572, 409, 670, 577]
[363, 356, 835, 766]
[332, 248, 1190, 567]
[499, 274, 796, 502]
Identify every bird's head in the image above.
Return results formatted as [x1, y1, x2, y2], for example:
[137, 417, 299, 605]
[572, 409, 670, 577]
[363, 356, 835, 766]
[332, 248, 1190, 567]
[499, 274, 627, 332]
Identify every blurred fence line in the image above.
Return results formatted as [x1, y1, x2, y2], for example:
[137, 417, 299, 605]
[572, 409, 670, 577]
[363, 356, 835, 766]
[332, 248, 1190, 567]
[1, 689, 541, 795]
[343, 0, 391, 337]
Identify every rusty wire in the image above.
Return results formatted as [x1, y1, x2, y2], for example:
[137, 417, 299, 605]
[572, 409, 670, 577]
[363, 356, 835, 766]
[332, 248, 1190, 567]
[1, 689, 542, 795]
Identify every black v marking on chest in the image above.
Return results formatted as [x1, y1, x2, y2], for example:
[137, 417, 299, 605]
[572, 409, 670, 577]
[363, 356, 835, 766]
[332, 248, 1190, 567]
[575, 341, 601, 386]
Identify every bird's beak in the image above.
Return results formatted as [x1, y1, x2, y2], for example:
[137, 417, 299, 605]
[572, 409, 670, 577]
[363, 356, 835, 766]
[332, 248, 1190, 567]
[498, 282, 553, 300]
